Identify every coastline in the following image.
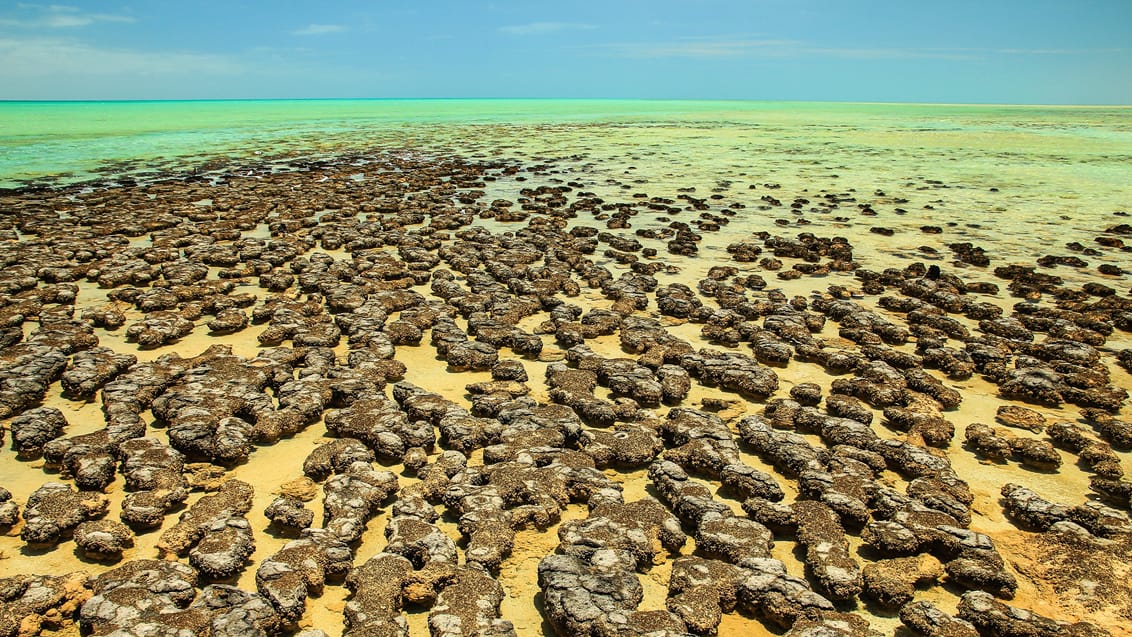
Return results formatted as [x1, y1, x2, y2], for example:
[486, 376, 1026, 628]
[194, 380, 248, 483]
[0, 115, 1131, 635]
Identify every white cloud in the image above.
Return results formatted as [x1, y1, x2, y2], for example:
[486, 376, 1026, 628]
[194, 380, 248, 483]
[594, 38, 801, 58]
[292, 24, 347, 36]
[0, 3, 135, 29]
[588, 38, 981, 60]
[0, 36, 243, 79]
[993, 47, 1126, 55]
[586, 36, 1122, 61]
[499, 22, 596, 36]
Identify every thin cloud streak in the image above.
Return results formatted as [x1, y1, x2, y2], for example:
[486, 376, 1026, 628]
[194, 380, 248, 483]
[586, 36, 1128, 61]
[0, 4, 135, 29]
[0, 37, 244, 78]
[499, 22, 596, 36]
[593, 39, 802, 58]
[293, 24, 348, 36]
[993, 47, 1127, 55]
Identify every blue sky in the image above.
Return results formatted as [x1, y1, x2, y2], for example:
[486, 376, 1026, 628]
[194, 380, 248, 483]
[0, 0, 1129, 103]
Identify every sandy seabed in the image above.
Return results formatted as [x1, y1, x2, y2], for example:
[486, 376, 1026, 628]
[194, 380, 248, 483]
[0, 148, 1131, 637]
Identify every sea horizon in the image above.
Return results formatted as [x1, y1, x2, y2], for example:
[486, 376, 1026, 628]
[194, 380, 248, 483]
[4, 97, 1132, 107]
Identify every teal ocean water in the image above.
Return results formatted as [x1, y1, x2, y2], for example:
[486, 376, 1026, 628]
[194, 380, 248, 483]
[2, 99, 1131, 261]
[5, 99, 1131, 255]
[2, 100, 1130, 189]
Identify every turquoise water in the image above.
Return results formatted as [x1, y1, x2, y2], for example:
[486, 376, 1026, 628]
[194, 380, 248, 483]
[0, 99, 740, 185]
[2, 99, 1131, 260]
[3, 99, 1130, 189]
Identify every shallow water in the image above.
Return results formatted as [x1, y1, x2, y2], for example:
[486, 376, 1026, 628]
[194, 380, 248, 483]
[6, 99, 1130, 265]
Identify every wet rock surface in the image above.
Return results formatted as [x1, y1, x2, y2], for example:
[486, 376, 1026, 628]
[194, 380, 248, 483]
[0, 149, 1129, 636]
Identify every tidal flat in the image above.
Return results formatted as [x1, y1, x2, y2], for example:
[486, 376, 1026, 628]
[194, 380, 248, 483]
[0, 101, 1131, 636]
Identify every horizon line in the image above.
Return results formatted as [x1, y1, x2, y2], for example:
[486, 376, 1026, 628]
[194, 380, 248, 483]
[2, 97, 1131, 108]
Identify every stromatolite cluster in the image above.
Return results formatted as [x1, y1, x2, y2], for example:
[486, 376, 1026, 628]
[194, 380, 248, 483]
[0, 148, 1127, 637]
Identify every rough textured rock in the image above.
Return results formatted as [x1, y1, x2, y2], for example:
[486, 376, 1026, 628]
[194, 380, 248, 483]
[158, 479, 254, 557]
[558, 494, 687, 568]
[20, 482, 109, 546]
[150, 346, 308, 461]
[580, 423, 664, 468]
[265, 496, 314, 532]
[790, 382, 824, 406]
[995, 405, 1047, 432]
[1000, 483, 1071, 531]
[999, 367, 1063, 407]
[0, 487, 18, 527]
[324, 396, 434, 462]
[957, 590, 1109, 637]
[342, 552, 412, 637]
[0, 343, 70, 420]
[546, 363, 620, 427]
[61, 346, 137, 399]
[257, 529, 353, 624]
[80, 559, 201, 635]
[679, 349, 779, 398]
[665, 557, 745, 635]
[737, 556, 835, 629]
[696, 513, 775, 563]
[861, 555, 942, 609]
[936, 527, 1018, 599]
[900, 601, 979, 637]
[191, 585, 282, 637]
[118, 437, 190, 530]
[303, 438, 377, 481]
[648, 460, 733, 528]
[792, 500, 863, 602]
[73, 519, 135, 560]
[189, 515, 256, 579]
[126, 310, 196, 347]
[720, 463, 785, 502]
[8, 406, 69, 459]
[0, 571, 91, 637]
[965, 423, 1011, 462]
[428, 566, 517, 637]
[785, 611, 882, 637]
[738, 414, 827, 478]
[660, 407, 742, 477]
[538, 549, 645, 637]
[323, 463, 398, 544]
